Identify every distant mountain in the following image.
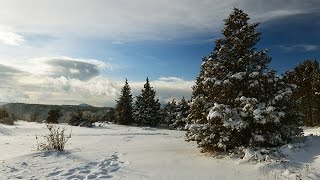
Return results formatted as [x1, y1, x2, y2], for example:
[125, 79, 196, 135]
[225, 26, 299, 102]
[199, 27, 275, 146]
[79, 103, 94, 107]
[3, 103, 114, 123]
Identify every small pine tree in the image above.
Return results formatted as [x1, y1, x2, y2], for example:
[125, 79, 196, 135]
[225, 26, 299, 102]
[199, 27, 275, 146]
[134, 77, 161, 126]
[284, 60, 320, 126]
[186, 8, 302, 152]
[171, 97, 190, 130]
[68, 110, 85, 126]
[46, 109, 62, 124]
[115, 79, 134, 125]
[164, 99, 178, 128]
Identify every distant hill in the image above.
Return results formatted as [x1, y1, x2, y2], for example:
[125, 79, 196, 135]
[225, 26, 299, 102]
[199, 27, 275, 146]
[1, 103, 114, 123]
[79, 103, 94, 107]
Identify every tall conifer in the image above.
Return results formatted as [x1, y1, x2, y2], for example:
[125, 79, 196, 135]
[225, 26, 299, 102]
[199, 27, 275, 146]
[115, 79, 134, 125]
[186, 8, 302, 151]
[134, 78, 161, 126]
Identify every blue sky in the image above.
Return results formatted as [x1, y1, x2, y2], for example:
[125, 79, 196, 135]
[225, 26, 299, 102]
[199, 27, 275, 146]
[0, 0, 319, 106]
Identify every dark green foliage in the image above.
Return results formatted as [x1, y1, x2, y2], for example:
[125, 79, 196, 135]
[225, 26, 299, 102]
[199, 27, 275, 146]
[186, 8, 302, 152]
[163, 97, 190, 130]
[46, 109, 62, 124]
[284, 60, 320, 126]
[134, 78, 161, 126]
[0, 108, 9, 119]
[0, 108, 14, 125]
[164, 99, 178, 128]
[67, 110, 93, 127]
[103, 108, 115, 122]
[68, 111, 86, 126]
[170, 97, 190, 130]
[29, 107, 41, 122]
[115, 79, 134, 125]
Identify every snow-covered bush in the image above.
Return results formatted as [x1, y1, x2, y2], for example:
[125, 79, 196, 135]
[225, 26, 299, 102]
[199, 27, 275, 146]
[36, 124, 71, 151]
[163, 97, 190, 130]
[186, 8, 302, 152]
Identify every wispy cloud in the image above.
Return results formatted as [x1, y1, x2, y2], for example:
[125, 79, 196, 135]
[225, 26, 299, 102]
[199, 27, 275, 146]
[276, 44, 319, 52]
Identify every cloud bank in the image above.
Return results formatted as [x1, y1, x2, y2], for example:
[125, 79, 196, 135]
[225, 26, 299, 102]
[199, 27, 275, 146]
[0, 57, 193, 106]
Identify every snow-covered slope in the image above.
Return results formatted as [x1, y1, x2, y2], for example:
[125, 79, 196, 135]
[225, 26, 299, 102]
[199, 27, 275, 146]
[0, 121, 319, 179]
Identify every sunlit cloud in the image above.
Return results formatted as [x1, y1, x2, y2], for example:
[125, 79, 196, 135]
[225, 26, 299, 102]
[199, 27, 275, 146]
[0, 26, 25, 46]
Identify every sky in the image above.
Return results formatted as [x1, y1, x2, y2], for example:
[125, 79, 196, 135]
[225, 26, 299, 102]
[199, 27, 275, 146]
[0, 0, 319, 107]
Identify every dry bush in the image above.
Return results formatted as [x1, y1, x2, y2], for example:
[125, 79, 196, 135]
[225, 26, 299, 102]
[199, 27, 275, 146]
[36, 124, 71, 151]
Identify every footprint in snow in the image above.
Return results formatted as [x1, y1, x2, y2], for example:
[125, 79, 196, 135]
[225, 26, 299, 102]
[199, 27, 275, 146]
[57, 152, 125, 180]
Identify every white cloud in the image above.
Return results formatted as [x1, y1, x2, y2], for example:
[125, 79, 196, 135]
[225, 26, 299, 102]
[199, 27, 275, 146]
[0, 57, 118, 106]
[158, 77, 185, 82]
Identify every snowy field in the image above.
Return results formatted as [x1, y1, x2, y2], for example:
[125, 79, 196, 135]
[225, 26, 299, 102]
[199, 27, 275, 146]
[0, 121, 320, 180]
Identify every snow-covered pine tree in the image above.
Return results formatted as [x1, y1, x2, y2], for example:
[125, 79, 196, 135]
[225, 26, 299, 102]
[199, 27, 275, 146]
[284, 60, 320, 126]
[185, 57, 210, 141]
[115, 79, 134, 125]
[186, 8, 302, 152]
[170, 97, 190, 130]
[164, 98, 178, 128]
[134, 78, 161, 126]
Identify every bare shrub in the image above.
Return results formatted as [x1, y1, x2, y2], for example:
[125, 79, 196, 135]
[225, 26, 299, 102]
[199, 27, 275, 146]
[36, 124, 71, 151]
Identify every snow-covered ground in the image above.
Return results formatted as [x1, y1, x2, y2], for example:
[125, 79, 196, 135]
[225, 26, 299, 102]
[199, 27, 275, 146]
[0, 121, 320, 180]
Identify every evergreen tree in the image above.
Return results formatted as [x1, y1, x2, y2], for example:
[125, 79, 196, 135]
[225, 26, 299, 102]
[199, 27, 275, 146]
[68, 110, 85, 126]
[185, 65, 208, 141]
[115, 79, 134, 125]
[186, 8, 302, 152]
[284, 60, 320, 126]
[170, 97, 190, 130]
[164, 99, 178, 128]
[134, 78, 161, 126]
[46, 109, 62, 124]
